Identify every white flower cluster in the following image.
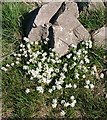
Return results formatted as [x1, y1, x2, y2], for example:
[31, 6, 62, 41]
[1, 38, 100, 117]
[61, 95, 76, 108]
[84, 80, 94, 89]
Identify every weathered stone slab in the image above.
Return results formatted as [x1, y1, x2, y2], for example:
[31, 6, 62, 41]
[89, 1, 105, 10]
[28, 23, 51, 42]
[93, 26, 107, 48]
[65, 2, 79, 18]
[34, 2, 63, 26]
[53, 11, 90, 56]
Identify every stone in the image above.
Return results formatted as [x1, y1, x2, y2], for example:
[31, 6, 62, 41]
[65, 2, 79, 18]
[27, 2, 79, 42]
[28, 23, 51, 42]
[93, 26, 107, 48]
[53, 12, 90, 56]
[23, 2, 90, 56]
[89, 0, 105, 10]
[34, 2, 63, 26]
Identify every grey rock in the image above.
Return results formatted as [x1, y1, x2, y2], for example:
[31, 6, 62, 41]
[89, 0, 105, 10]
[28, 23, 51, 42]
[34, 2, 63, 26]
[28, 2, 79, 43]
[93, 26, 107, 48]
[53, 13, 90, 56]
[65, 2, 79, 18]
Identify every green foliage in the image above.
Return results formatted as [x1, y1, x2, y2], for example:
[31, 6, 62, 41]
[2, 3, 36, 57]
[79, 8, 106, 32]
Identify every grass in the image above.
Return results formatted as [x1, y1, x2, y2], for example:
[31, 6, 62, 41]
[2, 2, 37, 58]
[79, 7, 106, 33]
[1, 2, 107, 119]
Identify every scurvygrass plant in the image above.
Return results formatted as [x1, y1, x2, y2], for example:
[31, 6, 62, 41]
[2, 37, 106, 119]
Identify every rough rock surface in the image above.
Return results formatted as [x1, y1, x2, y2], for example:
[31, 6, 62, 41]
[28, 2, 80, 43]
[93, 26, 107, 48]
[34, 2, 63, 26]
[89, 0, 105, 10]
[23, 2, 90, 56]
[53, 16, 90, 56]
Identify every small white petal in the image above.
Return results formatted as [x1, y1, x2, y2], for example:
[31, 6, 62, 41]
[25, 88, 30, 93]
[70, 96, 75, 100]
[90, 84, 94, 89]
[100, 73, 104, 79]
[60, 110, 65, 116]
[84, 85, 89, 89]
[86, 80, 90, 85]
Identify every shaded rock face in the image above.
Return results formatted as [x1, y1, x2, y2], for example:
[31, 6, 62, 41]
[22, 2, 90, 56]
[92, 26, 107, 49]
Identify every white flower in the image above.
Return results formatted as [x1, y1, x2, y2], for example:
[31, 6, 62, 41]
[77, 50, 81, 56]
[75, 73, 79, 79]
[92, 65, 97, 72]
[30, 77, 33, 80]
[64, 102, 70, 107]
[63, 67, 67, 72]
[73, 84, 77, 89]
[27, 43, 31, 49]
[25, 88, 30, 93]
[1, 67, 7, 72]
[70, 102, 75, 108]
[6, 64, 10, 67]
[46, 38, 49, 41]
[105, 94, 107, 98]
[11, 63, 15, 66]
[65, 83, 72, 88]
[88, 40, 92, 48]
[100, 73, 104, 79]
[25, 54, 28, 57]
[73, 100, 76, 104]
[17, 54, 21, 57]
[86, 80, 90, 85]
[36, 86, 44, 93]
[27, 61, 30, 64]
[13, 53, 17, 56]
[80, 60, 84, 65]
[23, 65, 29, 70]
[82, 75, 86, 78]
[91, 71, 95, 75]
[85, 57, 90, 63]
[23, 37, 29, 42]
[16, 58, 20, 61]
[52, 99, 57, 103]
[48, 89, 53, 93]
[71, 44, 77, 48]
[52, 86, 56, 90]
[61, 100, 65, 104]
[60, 110, 65, 116]
[34, 41, 38, 45]
[16, 61, 20, 64]
[46, 79, 52, 84]
[83, 50, 88, 54]
[52, 48, 55, 52]
[56, 85, 62, 90]
[90, 84, 94, 89]
[55, 68, 59, 73]
[20, 43, 23, 47]
[73, 56, 76, 61]
[70, 96, 75, 100]
[52, 103, 57, 108]
[66, 53, 72, 59]
[84, 85, 89, 89]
